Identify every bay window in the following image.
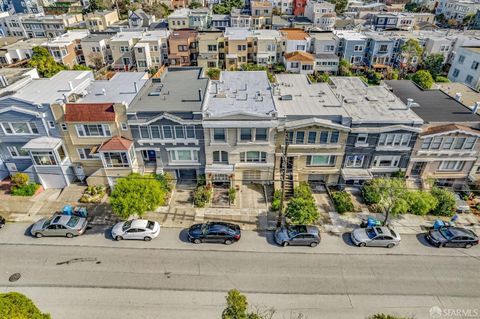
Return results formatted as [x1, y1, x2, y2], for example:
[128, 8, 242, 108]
[163, 126, 173, 139]
[439, 161, 465, 171]
[240, 151, 267, 163]
[421, 136, 477, 150]
[169, 149, 198, 162]
[139, 125, 195, 140]
[7, 146, 29, 158]
[307, 132, 317, 144]
[378, 133, 411, 147]
[345, 155, 365, 168]
[76, 124, 111, 137]
[1, 122, 39, 135]
[103, 152, 129, 168]
[372, 156, 401, 167]
[32, 151, 57, 165]
[239, 128, 269, 142]
[77, 148, 95, 160]
[306, 155, 336, 166]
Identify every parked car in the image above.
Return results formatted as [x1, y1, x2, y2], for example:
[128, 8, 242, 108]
[30, 214, 88, 238]
[351, 226, 401, 248]
[274, 225, 320, 247]
[454, 193, 471, 213]
[111, 219, 160, 241]
[426, 227, 479, 248]
[187, 222, 241, 245]
[0, 216, 5, 229]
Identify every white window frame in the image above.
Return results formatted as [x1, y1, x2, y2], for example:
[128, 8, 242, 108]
[306, 154, 336, 166]
[121, 122, 128, 131]
[168, 148, 199, 163]
[239, 151, 267, 163]
[212, 150, 229, 164]
[102, 151, 130, 168]
[212, 128, 227, 143]
[378, 133, 411, 147]
[75, 124, 111, 137]
[356, 133, 368, 144]
[31, 150, 58, 166]
[372, 155, 401, 168]
[1, 122, 39, 135]
[48, 120, 55, 129]
[7, 145, 29, 158]
[345, 155, 365, 168]
[77, 148, 96, 160]
[439, 160, 465, 171]
[238, 128, 269, 143]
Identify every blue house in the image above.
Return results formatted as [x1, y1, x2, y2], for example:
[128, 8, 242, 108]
[0, 71, 94, 188]
[128, 67, 208, 183]
[371, 13, 399, 31]
[334, 30, 368, 67]
[364, 33, 396, 67]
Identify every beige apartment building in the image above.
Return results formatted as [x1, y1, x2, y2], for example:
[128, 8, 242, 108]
[110, 31, 143, 70]
[43, 30, 89, 67]
[197, 30, 224, 70]
[251, 1, 273, 29]
[85, 10, 119, 31]
[134, 30, 170, 72]
[81, 33, 114, 69]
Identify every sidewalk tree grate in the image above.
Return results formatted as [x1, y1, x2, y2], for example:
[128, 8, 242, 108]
[8, 273, 21, 282]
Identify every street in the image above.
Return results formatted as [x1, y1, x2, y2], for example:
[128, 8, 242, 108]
[0, 223, 480, 319]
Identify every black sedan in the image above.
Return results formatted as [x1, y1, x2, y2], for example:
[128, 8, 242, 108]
[426, 227, 479, 248]
[187, 222, 241, 245]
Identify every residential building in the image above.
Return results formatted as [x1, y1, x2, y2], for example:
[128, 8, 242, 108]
[328, 77, 423, 185]
[211, 14, 230, 30]
[387, 80, 480, 188]
[310, 31, 339, 74]
[81, 33, 114, 69]
[203, 71, 277, 187]
[189, 8, 211, 29]
[284, 51, 314, 73]
[472, 9, 480, 30]
[0, 13, 83, 38]
[51, 72, 149, 187]
[293, 0, 307, 16]
[134, 30, 170, 72]
[436, 81, 480, 108]
[304, 0, 336, 31]
[251, 1, 273, 29]
[334, 30, 367, 67]
[448, 46, 480, 90]
[423, 34, 454, 61]
[110, 30, 143, 70]
[84, 10, 119, 31]
[0, 70, 95, 189]
[128, 67, 208, 183]
[273, 74, 351, 188]
[280, 28, 311, 54]
[223, 27, 251, 69]
[168, 29, 197, 66]
[270, 0, 293, 15]
[436, 0, 480, 22]
[230, 8, 252, 28]
[11, 0, 43, 14]
[197, 30, 224, 70]
[364, 32, 395, 67]
[0, 37, 46, 65]
[252, 29, 283, 66]
[42, 30, 89, 67]
[168, 8, 190, 30]
[128, 9, 155, 28]
[371, 13, 414, 31]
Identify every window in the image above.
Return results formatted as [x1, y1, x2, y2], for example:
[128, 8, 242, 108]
[356, 134, 368, 144]
[330, 131, 339, 143]
[48, 121, 55, 128]
[296, 45, 305, 51]
[295, 131, 305, 144]
[174, 125, 185, 139]
[76, 124, 111, 137]
[421, 137, 432, 149]
[452, 68, 460, 77]
[307, 155, 336, 166]
[454, 137, 466, 149]
[255, 128, 267, 141]
[163, 126, 173, 139]
[32, 151, 57, 165]
[207, 44, 217, 51]
[150, 126, 161, 139]
[121, 122, 128, 131]
[103, 152, 129, 168]
[466, 75, 473, 84]
[77, 148, 95, 160]
[378, 133, 411, 147]
[213, 151, 228, 163]
[57, 146, 66, 162]
[240, 128, 252, 141]
[372, 156, 400, 167]
[472, 61, 479, 70]
[240, 151, 267, 163]
[140, 126, 150, 139]
[319, 131, 329, 143]
[442, 137, 454, 149]
[169, 149, 198, 162]
[439, 160, 464, 171]
[458, 55, 465, 64]
[213, 128, 226, 142]
[7, 146, 29, 158]
[307, 131, 317, 144]
[290, 62, 299, 68]
[464, 137, 476, 149]
[1, 122, 39, 135]
[354, 45, 364, 52]
[345, 155, 364, 168]
[378, 44, 388, 53]
[430, 137, 442, 149]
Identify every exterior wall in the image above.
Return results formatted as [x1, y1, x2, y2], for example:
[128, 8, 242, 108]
[82, 39, 109, 68]
[197, 32, 223, 70]
[365, 38, 395, 67]
[293, 0, 307, 16]
[111, 38, 137, 70]
[85, 11, 118, 31]
[338, 38, 368, 66]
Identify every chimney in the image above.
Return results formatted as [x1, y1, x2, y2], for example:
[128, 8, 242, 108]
[472, 101, 480, 114]
[68, 81, 74, 91]
[102, 88, 106, 95]
[407, 98, 414, 108]
[198, 89, 202, 101]
[455, 92, 462, 102]
[134, 81, 138, 93]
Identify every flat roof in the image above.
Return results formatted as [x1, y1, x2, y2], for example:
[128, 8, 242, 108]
[80, 72, 148, 105]
[274, 74, 348, 118]
[225, 27, 252, 40]
[204, 71, 276, 118]
[45, 30, 89, 46]
[435, 82, 480, 109]
[333, 30, 367, 40]
[81, 33, 114, 43]
[329, 77, 423, 124]
[139, 30, 170, 41]
[129, 67, 208, 113]
[111, 31, 144, 42]
[386, 80, 480, 123]
[1, 37, 47, 50]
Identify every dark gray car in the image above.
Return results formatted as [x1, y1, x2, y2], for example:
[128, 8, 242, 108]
[30, 214, 88, 238]
[274, 225, 320, 247]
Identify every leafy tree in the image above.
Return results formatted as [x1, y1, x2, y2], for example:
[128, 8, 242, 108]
[72, 64, 91, 71]
[188, 0, 202, 8]
[222, 289, 248, 319]
[28, 46, 68, 78]
[110, 173, 168, 219]
[271, 189, 282, 211]
[206, 68, 221, 80]
[331, 191, 354, 214]
[431, 187, 456, 216]
[285, 197, 319, 224]
[404, 191, 437, 216]
[362, 178, 408, 224]
[11, 172, 29, 187]
[0, 292, 51, 319]
[422, 53, 444, 79]
[85, 0, 106, 13]
[400, 39, 423, 75]
[338, 59, 352, 76]
[328, 0, 347, 14]
[412, 70, 434, 89]
[213, 0, 244, 14]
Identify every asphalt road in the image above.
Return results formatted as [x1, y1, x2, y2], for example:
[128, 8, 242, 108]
[0, 223, 480, 319]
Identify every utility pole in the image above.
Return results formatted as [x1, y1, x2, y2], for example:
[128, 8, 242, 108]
[277, 129, 289, 227]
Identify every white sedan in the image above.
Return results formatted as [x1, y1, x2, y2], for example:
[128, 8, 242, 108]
[111, 219, 160, 241]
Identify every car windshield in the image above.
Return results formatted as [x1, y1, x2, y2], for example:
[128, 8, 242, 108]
[66, 216, 80, 228]
[440, 228, 455, 240]
[287, 226, 306, 237]
[366, 229, 377, 239]
[43, 218, 53, 228]
[146, 221, 155, 230]
[390, 229, 398, 238]
[122, 220, 132, 231]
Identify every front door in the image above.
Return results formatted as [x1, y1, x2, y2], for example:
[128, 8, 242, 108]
[411, 162, 426, 176]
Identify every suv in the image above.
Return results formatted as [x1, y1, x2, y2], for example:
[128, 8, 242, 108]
[274, 225, 321, 247]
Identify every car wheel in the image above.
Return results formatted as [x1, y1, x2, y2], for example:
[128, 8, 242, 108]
[144, 236, 152, 242]
[465, 243, 473, 249]
[224, 239, 233, 245]
[193, 238, 201, 244]
[66, 233, 74, 238]
[310, 242, 318, 248]
[359, 242, 366, 247]
[35, 232, 42, 238]
[115, 236, 123, 241]
[386, 243, 395, 249]
[282, 241, 289, 247]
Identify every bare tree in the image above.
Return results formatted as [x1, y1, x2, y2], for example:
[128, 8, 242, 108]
[87, 52, 105, 70]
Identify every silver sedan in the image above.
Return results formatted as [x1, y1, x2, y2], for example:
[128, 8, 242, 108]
[30, 214, 88, 238]
[351, 226, 401, 248]
[111, 219, 160, 241]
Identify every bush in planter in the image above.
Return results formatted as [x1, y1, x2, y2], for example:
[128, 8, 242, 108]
[285, 196, 319, 225]
[194, 185, 212, 208]
[362, 182, 381, 205]
[11, 183, 39, 196]
[79, 185, 107, 203]
[293, 182, 314, 201]
[404, 191, 437, 216]
[155, 173, 174, 193]
[431, 187, 456, 217]
[228, 187, 236, 204]
[331, 191, 354, 214]
[271, 190, 282, 211]
[11, 173, 29, 187]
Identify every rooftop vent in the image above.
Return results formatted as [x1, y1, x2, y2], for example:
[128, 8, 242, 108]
[365, 95, 378, 101]
[280, 94, 293, 101]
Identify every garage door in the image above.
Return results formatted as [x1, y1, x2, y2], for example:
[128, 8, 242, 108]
[178, 169, 197, 184]
[243, 170, 261, 183]
[38, 173, 67, 189]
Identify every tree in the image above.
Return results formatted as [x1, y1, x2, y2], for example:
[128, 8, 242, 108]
[431, 187, 456, 216]
[400, 39, 423, 75]
[88, 52, 105, 69]
[110, 173, 168, 219]
[206, 68, 221, 80]
[362, 178, 408, 224]
[285, 183, 319, 224]
[222, 289, 249, 319]
[188, 0, 202, 8]
[85, 0, 106, 13]
[213, 0, 244, 14]
[328, 0, 347, 14]
[331, 191, 354, 214]
[422, 53, 444, 79]
[28, 46, 67, 78]
[404, 191, 437, 216]
[338, 59, 352, 76]
[412, 70, 434, 89]
[0, 292, 51, 319]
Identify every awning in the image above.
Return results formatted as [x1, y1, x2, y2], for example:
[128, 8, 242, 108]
[22, 137, 62, 150]
[205, 164, 234, 174]
[341, 168, 373, 180]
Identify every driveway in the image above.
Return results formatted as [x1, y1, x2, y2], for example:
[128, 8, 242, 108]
[239, 184, 267, 209]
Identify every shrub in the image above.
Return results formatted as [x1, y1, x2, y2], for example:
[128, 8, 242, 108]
[79, 185, 107, 203]
[285, 197, 319, 224]
[431, 187, 456, 216]
[391, 170, 406, 179]
[404, 191, 437, 216]
[362, 182, 381, 205]
[206, 68, 220, 80]
[271, 189, 282, 211]
[194, 185, 212, 208]
[228, 187, 236, 204]
[0, 292, 51, 319]
[197, 174, 206, 187]
[435, 75, 449, 83]
[293, 182, 314, 201]
[11, 173, 29, 187]
[156, 173, 174, 193]
[11, 183, 39, 196]
[331, 191, 354, 214]
[412, 70, 434, 89]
